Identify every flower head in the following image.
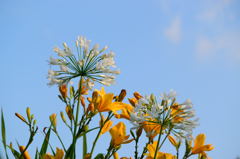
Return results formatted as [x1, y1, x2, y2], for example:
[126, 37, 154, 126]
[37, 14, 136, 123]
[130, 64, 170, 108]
[191, 134, 214, 158]
[145, 141, 176, 159]
[89, 87, 128, 113]
[43, 148, 64, 159]
[129, 91, 198, 138]
[109, 122, 133, 147]
[48, 36, 120, 87]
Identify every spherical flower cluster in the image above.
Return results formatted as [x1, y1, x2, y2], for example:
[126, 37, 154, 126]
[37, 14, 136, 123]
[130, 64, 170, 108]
[48, 36, 120, 87]
[129, 90, 198, 138]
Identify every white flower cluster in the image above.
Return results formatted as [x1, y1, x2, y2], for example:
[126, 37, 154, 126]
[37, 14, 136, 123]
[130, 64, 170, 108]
[129, 90, 198, 138]
[48, 36, 120, 87]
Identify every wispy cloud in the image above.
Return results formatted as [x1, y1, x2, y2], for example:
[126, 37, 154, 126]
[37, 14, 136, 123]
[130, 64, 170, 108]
[195, 0, 240, 63]
[196, 33, 240, 62]
[164, 17, 181, 44]
[198, 0, 233, 21]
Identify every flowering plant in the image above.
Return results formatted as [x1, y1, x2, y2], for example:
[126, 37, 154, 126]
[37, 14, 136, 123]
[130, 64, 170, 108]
[1, 36, 214, 159]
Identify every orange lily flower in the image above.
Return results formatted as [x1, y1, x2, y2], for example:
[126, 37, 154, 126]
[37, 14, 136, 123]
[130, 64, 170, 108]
[91, 87, 128, 113]
[191, 134, 214, 157]
[145, 141, 176, 159]
[109, 122, 133, 147]
[114, 104, 134, 120]
[142, 120, 161, 141]
[43, 148, 64, 159]
[99, 115, 113, 135]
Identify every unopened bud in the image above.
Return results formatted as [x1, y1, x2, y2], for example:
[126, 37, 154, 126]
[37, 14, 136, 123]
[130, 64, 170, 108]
[26, 107, 31, 122]
[15, 113, 28, 124]
[128, 98, 138, 107]
[65, 105, 73, 120]
[31, 114, 34, 120]
[83, 125, 89, 131]
[118, 89, 126, 102]
[136, 127, 143, 138]
[150, 94, 155, 102]
[60, 112, 66, 123]
[87, 103, 94, 112]
[134, 92, 142, 100]
[59, 84, 68, 99]
[33, 120, 37, 125]
[80, 96, 86, 107]
[49, 113, 57, 128]
[92, 91, 98, 103]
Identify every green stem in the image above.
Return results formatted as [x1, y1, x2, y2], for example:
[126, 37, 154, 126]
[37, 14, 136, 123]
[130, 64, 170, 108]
[90, 113, 111, 157]
[55, 131, 67, 152]
[134, 137, 139, 159]
[153, 122, 164, 159]
[139, 139, 151, 159]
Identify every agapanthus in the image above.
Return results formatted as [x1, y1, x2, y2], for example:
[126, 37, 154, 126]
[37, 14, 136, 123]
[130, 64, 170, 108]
[129, 90, 198, 138]
[48, 36, 120, 87]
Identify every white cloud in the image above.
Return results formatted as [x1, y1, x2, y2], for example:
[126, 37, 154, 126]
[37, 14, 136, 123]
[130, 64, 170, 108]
[198, 0, 233, 21]
[196, 33, 240, 62]
[164, 17, 181, 44]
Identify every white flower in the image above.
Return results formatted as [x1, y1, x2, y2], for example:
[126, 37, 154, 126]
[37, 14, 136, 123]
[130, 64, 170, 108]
[48, 36, 120, 87]
[60, 65, 68, 72]
[49, 56, 59, 65]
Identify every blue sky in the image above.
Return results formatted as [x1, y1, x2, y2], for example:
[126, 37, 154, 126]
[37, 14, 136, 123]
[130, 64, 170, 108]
[1, 0, 240, 158]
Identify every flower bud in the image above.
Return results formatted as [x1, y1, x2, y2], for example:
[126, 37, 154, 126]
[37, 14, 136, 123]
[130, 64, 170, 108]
[92, 91, 98, 103]
[87, 103, 94, 112]
[49, 113, 57, 128]
[60, 112, 66, 123]
[118, 89, 126, 102]
[26, 107, 31, 122]
[15, 113, 28, 124]
[59, 84, 68, 99]
[133, 92, 142, 100]
[128, 98, 137, 107]
[65, 105, 74, 120]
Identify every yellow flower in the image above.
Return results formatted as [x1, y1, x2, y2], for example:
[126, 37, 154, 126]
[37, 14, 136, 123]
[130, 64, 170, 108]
[114, 104, 134, 120]
[19, 146, 31, 159]
[113, 152, 133, 159]
[191, 134, 214, 157]
[92, 87, 127, 113]
[142, 121, 161, 141]
[43, 148, 64, 159]
[100, 116, 113, 135]
[49, 113, 57, 128]
[145, 141, 176, 159]
[109, 122, 133, 147]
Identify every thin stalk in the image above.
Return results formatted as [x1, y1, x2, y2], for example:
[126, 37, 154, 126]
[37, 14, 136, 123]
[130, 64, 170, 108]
[55, 131, 67, 152]
[153, 122, 164, 159]
[139, 139, 151, 159]
[90, 113, 111, 157]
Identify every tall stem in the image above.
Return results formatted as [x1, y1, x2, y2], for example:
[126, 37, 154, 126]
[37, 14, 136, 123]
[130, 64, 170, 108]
[153, 121, 164, 159]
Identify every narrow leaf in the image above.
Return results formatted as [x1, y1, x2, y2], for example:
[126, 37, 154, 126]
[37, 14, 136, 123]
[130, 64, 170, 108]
[1, 109, 9, 159]
[82, 133, 87, 158]
[39, 127, 51, 156]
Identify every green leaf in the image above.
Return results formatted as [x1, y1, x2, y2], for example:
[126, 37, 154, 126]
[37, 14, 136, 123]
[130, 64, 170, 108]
[94, 153, 104, 159]
[34, 148, 38, 159]
[82, 133, 87, 158]
[39, 127, 51, 157]
[7, 145, 20, 159]
[1, 109, 9, 159]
